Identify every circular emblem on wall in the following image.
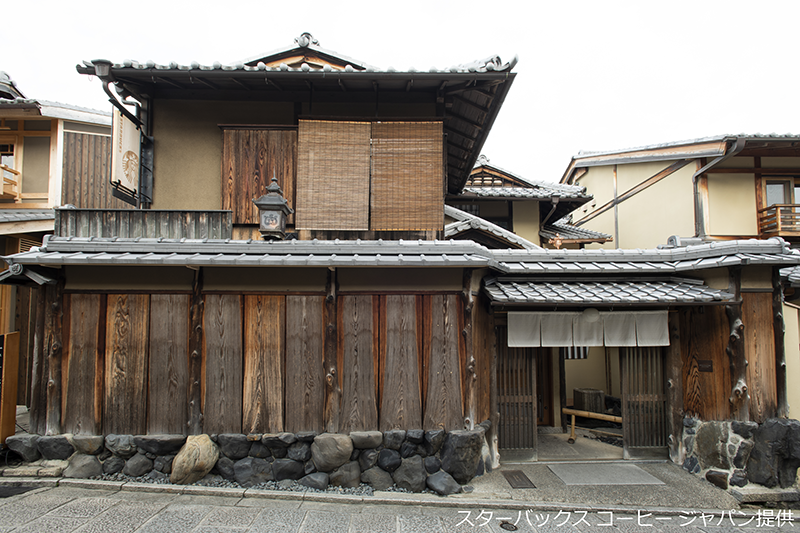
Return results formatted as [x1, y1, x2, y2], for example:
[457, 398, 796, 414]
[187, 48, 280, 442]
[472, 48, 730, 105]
[122, 150, 139, 184]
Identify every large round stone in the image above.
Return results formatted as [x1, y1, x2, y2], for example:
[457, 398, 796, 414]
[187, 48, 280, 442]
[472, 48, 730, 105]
[6, 435, 40, 462]
[311, 433, 353, 471]
[123, 454, 154, 477]
[440, 429, 483, 484]
[217, 434, 251, 460]
[72, 436, 105, 455]
[37, 435, 74, 460]
[64, 454, 103, 479]
[299, 472, 329, 490]
[233, 457, 273, 487]
[426, 470, 461, 495]
[170, 434, 220, 485]
[329, 461, 361, 488]
[133, 435, 186, 456]
[105, 434, 137, 459]
[392, 455, 427, 492]
[361, 466, 393, 490]
[377, 448, 401, 473]
[350, 431, 383, 449]
[273, 458, 304, 481]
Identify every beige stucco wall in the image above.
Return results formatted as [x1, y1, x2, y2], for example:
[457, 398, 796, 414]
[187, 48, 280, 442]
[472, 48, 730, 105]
[762, 157, 800, 168]
[151, 100, 295, 210]
[615, 162, 695, 249]
[21, 136, 51, 194]
[512, 201, 540, 246]
[783, 303, 800, 419]
[707, 173, 757, 236]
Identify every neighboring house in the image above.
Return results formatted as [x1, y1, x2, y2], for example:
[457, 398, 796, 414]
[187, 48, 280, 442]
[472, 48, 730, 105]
[2, 38, 798, 493]
[560, 134, 800, 421]
[0, 71, 122, 406]
[447, 158, 611, 249]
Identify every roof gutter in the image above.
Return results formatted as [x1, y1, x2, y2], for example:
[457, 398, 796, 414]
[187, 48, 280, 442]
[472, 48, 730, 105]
[541, 195, 560, 226]
[90, 60, 143, 129]
[693, 137, 746, 238]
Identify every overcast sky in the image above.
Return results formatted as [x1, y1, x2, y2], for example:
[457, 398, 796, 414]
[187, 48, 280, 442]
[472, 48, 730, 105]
[6, 0, 798, 183]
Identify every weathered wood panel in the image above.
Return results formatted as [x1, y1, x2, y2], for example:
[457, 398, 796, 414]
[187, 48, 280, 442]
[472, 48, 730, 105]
[187, 272, 204, 434]
[222, 129, 297, 225]
[44, 281, 64, 435]
[380, 295, 421, 430]
[104, 294, 149, 435]
[339, 295, 377, 433]
[285, 295, 324, 433]
[666, 312, 684, 465]
[474, 296, 494, 425]
[61, 132, 130, 209]
[680, 306, 730, 421]
[15, 286, 32, 406]
[243, 295, 285, 434]
[64, 294, 103, 435]
[203, 294, 243, 434]
[28, 286, 47, 435]
[323, 271, 341, 433]
[423, 294, 463, 430]
[148, 294, 189, 434]
[56, 209, 232, 240]
[742, 292, 777, 423]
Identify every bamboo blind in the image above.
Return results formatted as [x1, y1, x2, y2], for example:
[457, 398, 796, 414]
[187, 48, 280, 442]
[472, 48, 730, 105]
[295, 120, 371, 230]
[370, 122, 443, 231]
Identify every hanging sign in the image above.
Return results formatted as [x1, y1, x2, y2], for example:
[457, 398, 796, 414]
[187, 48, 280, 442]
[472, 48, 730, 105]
[111, 109, 141, 192]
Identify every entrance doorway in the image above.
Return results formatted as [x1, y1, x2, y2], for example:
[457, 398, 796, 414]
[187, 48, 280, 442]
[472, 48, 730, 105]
[621, 347, 668, 459]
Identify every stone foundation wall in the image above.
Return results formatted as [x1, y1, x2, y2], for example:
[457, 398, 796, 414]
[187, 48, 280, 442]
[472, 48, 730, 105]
[682, 417, 800, 491]
[5, 422, 492, 496]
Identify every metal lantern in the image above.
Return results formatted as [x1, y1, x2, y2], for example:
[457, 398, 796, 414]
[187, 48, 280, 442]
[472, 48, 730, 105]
[253, 176, 294, 240]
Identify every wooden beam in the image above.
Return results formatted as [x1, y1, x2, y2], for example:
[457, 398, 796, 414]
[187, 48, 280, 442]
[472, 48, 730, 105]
[462, 269, 476, 430]
[489, 322, 499, 468]
[559, 348, 567, 432]
[323, 268, 341, 433]
[575, 159, 692, 226]
[773, 268, 788, 417]
[187, 269, 204, 434]
[706, 167, 800, 174]
[28, 286, 47, 435]
[44, 279, 64, 435]
[666, 311, 685, 465]
[726, 267, 749, 421]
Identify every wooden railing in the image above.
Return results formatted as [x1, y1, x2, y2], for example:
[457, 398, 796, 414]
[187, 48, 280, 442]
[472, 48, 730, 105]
[0, 164, 20, 201]
[56, 208, 233, 240]
[758, 204, 800, 237]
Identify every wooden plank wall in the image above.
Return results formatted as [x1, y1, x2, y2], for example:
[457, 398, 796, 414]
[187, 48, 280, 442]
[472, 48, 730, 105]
[56, 209, 232, 240]
[203, 294, 243, 434]
[679, 306, 731, 421]
[104, 294, 149, 435]
[63, 294, 103, 435]
[285, 296, 324, 433]
[147, 295, 189, 434]
[243, 295, 285, 434]
[51, 290, 468, 435]
[61, 132, 132, 209]
[742, 293, 777, 423]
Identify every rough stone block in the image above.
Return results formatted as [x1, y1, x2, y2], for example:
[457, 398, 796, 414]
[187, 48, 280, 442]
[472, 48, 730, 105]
[217, 434, 251, 460]
[133, 435, 186, 456]
[426, 470, 461, 495]
[37, 435, 74, 460]
[350, 431, 383, 449]
[329, 460, 361, 488]
[299, 472, 329, 490]
[440, 429, 483, 484]
[383, 430, 406, 450]
[377, 448, 401, 473]
[123, 454, 154, 477]
[71, 435, 104, 455]
[311, 433, 353, 471]
[64, 454, 103, 479]
[361, 466, 393, 490]
[6, 434, 40, 462]
[105, 434, 137, 459]
[392, 455, 426, 492]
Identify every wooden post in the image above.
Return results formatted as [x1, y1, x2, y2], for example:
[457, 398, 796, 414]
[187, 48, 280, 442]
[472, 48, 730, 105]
[773, 268, 788, 418]
[489, 324, 500, 468]
[726, 267, 749, 421]
[559, 348, 567, 432]
[44, 279, 64, 435]
[28, 286, 47, 435]
[666, 311, 685, 465]
[323, 268, 341, 433]
[187, 268, 204, 434]
[461, 269, 476, 430]
[0, 333, 20, 444]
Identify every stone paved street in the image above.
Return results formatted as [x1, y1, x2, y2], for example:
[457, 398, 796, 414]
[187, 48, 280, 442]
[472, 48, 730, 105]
[0, 485, 795, 532]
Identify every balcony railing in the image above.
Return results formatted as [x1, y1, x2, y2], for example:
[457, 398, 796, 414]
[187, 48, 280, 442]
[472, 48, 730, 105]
[0, 164, 20, 201]
[758, 204, 800, 237]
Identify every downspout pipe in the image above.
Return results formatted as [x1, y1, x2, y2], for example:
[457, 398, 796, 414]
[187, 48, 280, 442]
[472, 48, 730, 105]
[693, 137, 746, 238]
[91, 59, 143, 128]
[541, 195, 560, 226]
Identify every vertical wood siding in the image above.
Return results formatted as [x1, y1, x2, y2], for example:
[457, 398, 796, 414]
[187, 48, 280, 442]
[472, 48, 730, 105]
[203, 294, 243, 434]
[285, 296, 324, 433]
[104, 294, 149, 435]
[62, 132, 132, 209]
[147, 295, 189, 434]
[680, 306, 731, 421]
[379, 295, 422, 430]
[339, 295, 378, 433]
[63, 294, 103, 435]
[55, 289, 470, 435]
[222, 129, 297, 225]
[742, 293, 777, 422]
[243, 295, 285, 434]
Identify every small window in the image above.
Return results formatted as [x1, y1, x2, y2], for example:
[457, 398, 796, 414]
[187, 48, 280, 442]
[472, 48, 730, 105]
[0, 143, 15, 179]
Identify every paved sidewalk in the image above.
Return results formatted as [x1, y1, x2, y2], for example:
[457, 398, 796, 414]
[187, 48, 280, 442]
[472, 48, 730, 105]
[0, 482, 796, 532]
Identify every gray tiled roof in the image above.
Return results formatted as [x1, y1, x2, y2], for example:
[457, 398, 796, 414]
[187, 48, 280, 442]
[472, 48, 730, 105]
[540, 221, 611, 243]
[444, 205, 541, 250]
[460, 185, 589, 200]
[0, 210, 55, 224]
[781, 266, 800, 286]
[6, 236, 800, 275]
[485, 277, 734, 305]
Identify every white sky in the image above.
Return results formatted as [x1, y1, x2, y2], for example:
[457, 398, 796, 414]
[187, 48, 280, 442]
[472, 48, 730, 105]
[5, 0, 799, 183]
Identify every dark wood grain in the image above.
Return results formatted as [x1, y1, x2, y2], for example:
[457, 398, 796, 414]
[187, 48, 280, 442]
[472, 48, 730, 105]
[148, 294, 189, 434]
[423, 294, 463, 431]
[44, 280, 64, 435]
[243, 295, 285, 434]
[64, 294, 102, 435]
[773, 268, 788, 418]
[323, 270, 341, 433]
[285, 295, 324, 433]
[380, 295, 421, 430]
[340, 295, 377, 433]
[28, 286, 47, 435]
[726, 267, 749, 421]
[680, 306, 730, 421]
[743, 292, 776, 423]
[666, 312, 684, 464]
[104, 294, 149, 435]
[203, 294, 243, 434]
[187, 271, 204, 434]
